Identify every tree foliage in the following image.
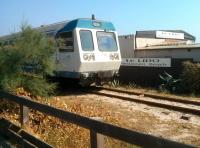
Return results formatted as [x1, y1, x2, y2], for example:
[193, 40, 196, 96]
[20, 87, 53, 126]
[0, 25, 56, 97]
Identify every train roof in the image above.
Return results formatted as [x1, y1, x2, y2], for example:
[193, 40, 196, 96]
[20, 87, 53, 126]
[56, 19, 115, 37]
[0, 20, 68, 42]
[0, 18, 115, 42]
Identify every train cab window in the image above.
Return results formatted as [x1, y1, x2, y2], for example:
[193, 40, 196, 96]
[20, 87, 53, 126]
[57, 31, 74, 52]
[97, 32, 118, 52]
[80, 30, 94, 51]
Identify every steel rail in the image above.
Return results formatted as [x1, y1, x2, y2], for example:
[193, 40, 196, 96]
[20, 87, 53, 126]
[87, 88, 200, 116]
[97, 87, 200, 106]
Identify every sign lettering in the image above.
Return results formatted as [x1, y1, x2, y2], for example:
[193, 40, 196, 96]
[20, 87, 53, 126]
[156, 31, 184, 40]
[122, 58, 171, 67]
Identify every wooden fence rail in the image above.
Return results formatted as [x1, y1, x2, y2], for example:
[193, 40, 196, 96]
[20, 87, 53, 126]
[0, 91, 194, 148]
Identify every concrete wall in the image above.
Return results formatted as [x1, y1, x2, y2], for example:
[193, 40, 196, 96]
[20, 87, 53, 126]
[136, 38, 165, 48]
[136, 38, 195, 48]
[119, 58, 192, 86]
[134, 48, 200, 62]
[119, 35, 200, 62]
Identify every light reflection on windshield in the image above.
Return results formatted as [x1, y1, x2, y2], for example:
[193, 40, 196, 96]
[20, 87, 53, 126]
[97, 32, 118, 51]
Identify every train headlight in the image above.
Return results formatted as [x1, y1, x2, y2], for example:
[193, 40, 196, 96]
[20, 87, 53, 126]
[110, 53, 119, 60]
[114, 53, 119, 60]
[90, 54, 95, 61]
[110, 54, 114, 60]
[83, 54, 95, 61]
[83, 54, 89, 60]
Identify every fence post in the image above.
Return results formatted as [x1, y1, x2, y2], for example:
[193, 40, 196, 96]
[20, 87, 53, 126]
[20, 105, 29, 127]
[90, 117, 104, 148]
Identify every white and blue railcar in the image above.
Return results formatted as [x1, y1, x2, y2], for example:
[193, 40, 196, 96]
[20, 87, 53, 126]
[0, 17, 122, 86]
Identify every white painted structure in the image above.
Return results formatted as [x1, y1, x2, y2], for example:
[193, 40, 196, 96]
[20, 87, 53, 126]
[135, 30, 195, 48]
[122, 58, 171, 67]
[156, 31, 184, 40]
[56, 28, 121, 79]
[135, 45, 200, 62]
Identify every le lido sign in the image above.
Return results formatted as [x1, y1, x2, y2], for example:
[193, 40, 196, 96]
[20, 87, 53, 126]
[121, 58, 171, 67]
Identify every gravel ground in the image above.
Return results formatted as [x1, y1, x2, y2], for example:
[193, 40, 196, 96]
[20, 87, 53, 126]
[56, 90, 200, 147]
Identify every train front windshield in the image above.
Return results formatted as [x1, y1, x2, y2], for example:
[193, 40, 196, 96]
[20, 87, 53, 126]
[80, 30, 94, 51]
[79, 30, 118, 52]
[97, 32, 118, 52]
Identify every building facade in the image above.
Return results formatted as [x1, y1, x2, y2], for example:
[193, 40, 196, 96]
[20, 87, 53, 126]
[119, 30, 200, 62]
[135, 30, 195, 49]
[118, 30, 199, 86]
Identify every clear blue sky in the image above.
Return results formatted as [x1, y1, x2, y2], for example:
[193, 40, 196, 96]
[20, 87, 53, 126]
[1, 0, 200, 42]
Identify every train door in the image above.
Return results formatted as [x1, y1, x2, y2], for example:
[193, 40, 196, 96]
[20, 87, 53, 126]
[56, 31, 75, 72]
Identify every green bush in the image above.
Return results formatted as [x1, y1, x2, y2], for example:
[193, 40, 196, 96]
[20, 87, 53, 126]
[180, 61, 200, 94]
[0, 24, 56, 97]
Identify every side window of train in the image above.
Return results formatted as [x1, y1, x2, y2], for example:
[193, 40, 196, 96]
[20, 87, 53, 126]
[80, 30, 94, 51]
[57, 31, 74, 52]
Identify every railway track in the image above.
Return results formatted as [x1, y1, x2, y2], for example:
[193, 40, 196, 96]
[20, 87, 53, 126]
[87, 86, 200, 116]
